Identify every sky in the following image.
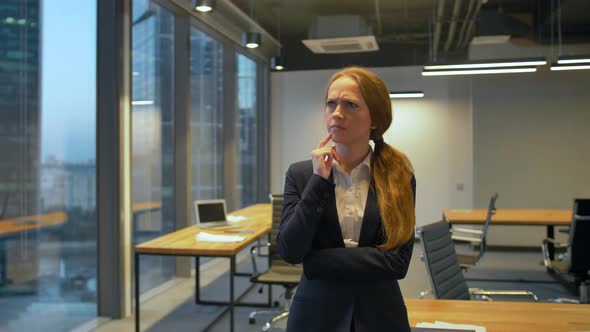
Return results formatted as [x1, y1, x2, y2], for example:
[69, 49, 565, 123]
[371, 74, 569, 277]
[37, 0, 254, 163]
[41, 0, 96, 163]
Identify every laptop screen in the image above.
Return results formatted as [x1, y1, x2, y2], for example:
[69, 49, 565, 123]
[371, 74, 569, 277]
[197, 202, 226, 223]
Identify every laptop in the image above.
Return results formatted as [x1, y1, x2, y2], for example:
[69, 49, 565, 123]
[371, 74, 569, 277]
[194, 199, 236, 229]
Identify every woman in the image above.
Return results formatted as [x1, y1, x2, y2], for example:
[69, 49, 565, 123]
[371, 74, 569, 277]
[277, 66, 416, 332]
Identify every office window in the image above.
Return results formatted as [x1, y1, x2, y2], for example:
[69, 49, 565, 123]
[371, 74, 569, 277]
[235, 54, 258, 208]
[0, 0, 97, 330]
[189, 26, 224, 214]
[131, 0, 175, 294]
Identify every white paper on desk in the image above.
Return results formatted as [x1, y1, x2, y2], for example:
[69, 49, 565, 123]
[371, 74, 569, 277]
[227, 215, 246, 223]
[416, 321, 486, 332]
[195, 232, 245, 243]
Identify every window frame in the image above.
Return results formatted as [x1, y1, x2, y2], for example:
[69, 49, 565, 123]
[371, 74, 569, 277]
[98, 0, 270, 317]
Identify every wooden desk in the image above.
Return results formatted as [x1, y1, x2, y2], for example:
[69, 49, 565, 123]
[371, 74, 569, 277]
[131, 202, 161, 234]
[0, 211, 67, 236]
[407, 298, 590, 332]
[135, 203, 272, 332]
[132, 202, 161, 213]
[0, 212, 67, 286]
[443, 209, 572, 227]
[444, 209, 572, 260]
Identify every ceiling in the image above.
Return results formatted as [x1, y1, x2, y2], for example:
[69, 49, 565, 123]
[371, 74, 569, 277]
[229, 0, 590, 71]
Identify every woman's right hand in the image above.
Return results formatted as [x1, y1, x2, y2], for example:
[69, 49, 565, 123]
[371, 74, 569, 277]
[311, 133, 335, 179]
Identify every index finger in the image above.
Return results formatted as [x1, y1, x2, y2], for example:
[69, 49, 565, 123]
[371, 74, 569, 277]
[316, 133, 332, 149]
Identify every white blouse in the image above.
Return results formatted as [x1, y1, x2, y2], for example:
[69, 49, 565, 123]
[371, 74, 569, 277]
[331, 150, 372, 248]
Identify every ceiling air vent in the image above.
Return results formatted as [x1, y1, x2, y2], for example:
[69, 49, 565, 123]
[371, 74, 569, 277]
[302, 36, 379, 54]
[303, 16, 379, 54]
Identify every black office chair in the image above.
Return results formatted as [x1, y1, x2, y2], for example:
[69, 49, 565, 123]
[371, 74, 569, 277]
[541, 198, 590, 304]
[449, 193, 498, 270]
[248, 194, 302, 331]
[418, 220, 538, 301]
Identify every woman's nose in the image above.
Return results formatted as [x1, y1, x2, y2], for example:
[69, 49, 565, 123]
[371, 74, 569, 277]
[333, 104, 344, 118]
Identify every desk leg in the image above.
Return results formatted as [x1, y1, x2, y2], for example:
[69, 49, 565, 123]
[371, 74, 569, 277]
[195, 256, 200, 304]
[230, 256, 235, 332]
[547, 225, 555, 261]
[135, 252, 140, 332]
[267, 232, 272, 304]
[0, 238, 6, 286]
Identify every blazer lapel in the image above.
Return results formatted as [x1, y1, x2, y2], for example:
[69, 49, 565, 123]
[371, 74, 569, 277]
[358, 187, 381, 247]
[325, 171, 345, 247]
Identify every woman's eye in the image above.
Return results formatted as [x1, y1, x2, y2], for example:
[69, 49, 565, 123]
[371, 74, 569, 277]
[326, 100, 336, 108]
[347, 101, 359, 108]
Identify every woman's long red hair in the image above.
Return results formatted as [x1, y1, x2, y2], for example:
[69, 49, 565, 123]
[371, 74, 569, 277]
[326, 67, 415, 250]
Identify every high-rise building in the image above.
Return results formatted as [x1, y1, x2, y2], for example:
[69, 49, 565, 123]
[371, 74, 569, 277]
[0, 0, 41, 218]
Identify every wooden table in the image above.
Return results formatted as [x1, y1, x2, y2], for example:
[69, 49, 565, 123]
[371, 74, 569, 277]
[0, 212, 68, 286]
[443, 209, 572, 259]
[0, 211, 67, 236]
[407, 298, 590, 332]
[132, 202, 161, 214]
[135, 203, 272, 332]
[131, 202, 161, 234]
[443, 209, 572, 227]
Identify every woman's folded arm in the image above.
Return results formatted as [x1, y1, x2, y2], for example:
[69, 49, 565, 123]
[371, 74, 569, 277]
[302, 234, 414, 281]
[277, 166, 335, 264]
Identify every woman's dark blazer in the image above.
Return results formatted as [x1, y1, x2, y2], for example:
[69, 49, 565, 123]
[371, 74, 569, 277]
[277, 160, 416, 332]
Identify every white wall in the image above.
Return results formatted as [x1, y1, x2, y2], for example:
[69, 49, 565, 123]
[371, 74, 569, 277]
[472, 69, 590, 246]
[270, 65, 590, 247]
[270, 66, 474, 227]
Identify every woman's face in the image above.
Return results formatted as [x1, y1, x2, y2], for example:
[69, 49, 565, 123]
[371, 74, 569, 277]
[325, 76, 373, 145]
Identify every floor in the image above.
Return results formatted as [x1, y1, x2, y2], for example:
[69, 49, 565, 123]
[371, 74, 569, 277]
[89, 242, 577, 332]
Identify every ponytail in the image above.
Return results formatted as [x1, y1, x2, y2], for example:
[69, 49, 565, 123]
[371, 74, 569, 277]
[372, 140, 415, 250]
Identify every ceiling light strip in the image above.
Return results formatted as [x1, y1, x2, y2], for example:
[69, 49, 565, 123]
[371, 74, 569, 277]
[132, 100, 155, 106]
[424, 60, 546, 70]
[389, 92, 424, 98]
[422, 67, 537, 76]
[556, 59, 590, 64]
[550, 64, 590, 71]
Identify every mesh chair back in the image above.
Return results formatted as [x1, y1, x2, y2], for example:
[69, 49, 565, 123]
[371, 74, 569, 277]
[568, 199, 590, 276]
[269, 194, 287, 266]
[418, 220, 470, 300]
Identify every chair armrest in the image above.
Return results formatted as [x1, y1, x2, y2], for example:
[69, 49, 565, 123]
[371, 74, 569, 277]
[547, 297, 580, 304]
[250, 245, 259, 275]
[540, 239, 552, 269]
[541, 239, 568, 269]
[574, 214, 590, 221]
[250, 243, 271, 275]
[543, 237, 568, 247]
[418, 289, 432, 299]
[469, 288, 539, 302]
[452, 227, 483, 236]
[451, 235, 482, 244]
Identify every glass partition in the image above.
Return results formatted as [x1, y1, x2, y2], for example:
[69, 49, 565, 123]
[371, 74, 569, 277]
[235, 54, 258, 208]
[0, 0, 97, 329]
[131, 0, 175, 294]
[189, 26, 224, 219]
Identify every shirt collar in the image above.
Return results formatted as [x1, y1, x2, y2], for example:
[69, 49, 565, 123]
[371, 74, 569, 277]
[332, 148, 372, 174]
